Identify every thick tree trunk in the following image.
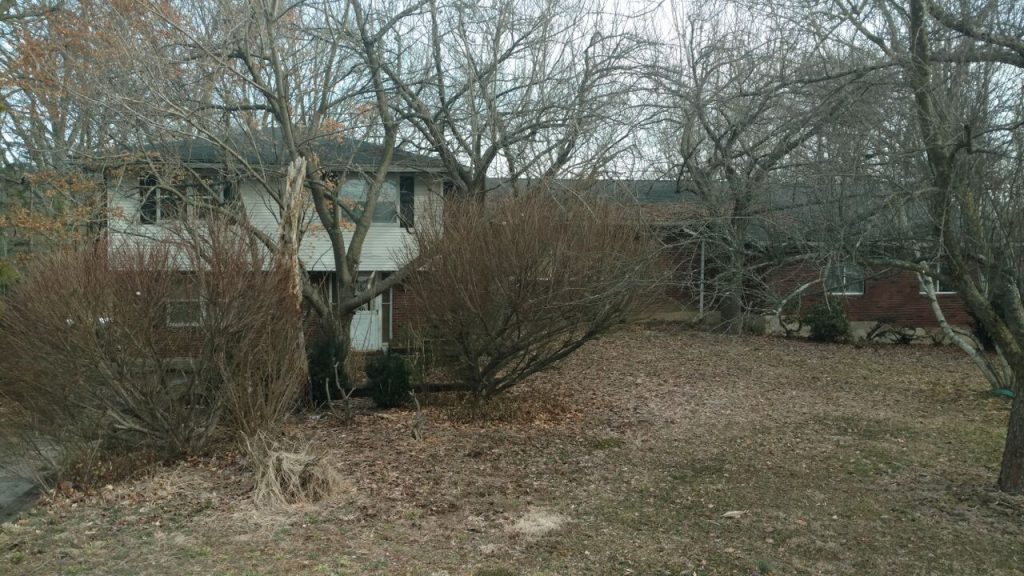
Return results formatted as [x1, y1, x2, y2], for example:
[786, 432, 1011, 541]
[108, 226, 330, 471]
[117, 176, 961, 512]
[278, 158, 310, 388]
[720, 289, 744, 334]
[330, 313, 353, 368]
[998, 373, 1024, 493]
[719, 263, 746, 334]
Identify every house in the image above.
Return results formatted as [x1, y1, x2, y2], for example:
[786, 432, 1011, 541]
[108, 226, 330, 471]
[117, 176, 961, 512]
[104, 128, 448, 351]
[630, 177, 974, 334]
[608, 178, 974, 335]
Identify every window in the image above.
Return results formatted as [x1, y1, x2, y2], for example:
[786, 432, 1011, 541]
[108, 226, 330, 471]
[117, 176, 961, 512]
[334, 176, 400, 224]
[824, 263, 865, 295]
[166, 299, 205, 327]
[138, 175, 224, 224]
[399, 175, 415, 228]
[919, 263, 956, 295]
[139, 176, 181, 224]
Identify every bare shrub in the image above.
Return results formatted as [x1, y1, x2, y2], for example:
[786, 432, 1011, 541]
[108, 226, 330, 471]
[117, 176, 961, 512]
[175, 222, 306, 440]
[0, 219, 304, 484]
[0, 243, 212, 481]
[404, 191, 660, 398]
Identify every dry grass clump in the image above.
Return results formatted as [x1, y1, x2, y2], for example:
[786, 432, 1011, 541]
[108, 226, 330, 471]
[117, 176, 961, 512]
[245, 434, 340, 507]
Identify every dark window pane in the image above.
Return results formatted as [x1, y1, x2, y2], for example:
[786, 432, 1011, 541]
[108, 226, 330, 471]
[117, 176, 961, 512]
[223, 181, 238, 204]
[400, 175, 415, 228]
[139, 176, 159, 224]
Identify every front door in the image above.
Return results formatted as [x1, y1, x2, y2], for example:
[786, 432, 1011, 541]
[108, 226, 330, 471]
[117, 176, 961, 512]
[350, 294, 383, 351]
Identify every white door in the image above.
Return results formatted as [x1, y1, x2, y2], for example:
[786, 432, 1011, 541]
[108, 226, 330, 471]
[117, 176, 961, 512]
[350, 294, 383, 351]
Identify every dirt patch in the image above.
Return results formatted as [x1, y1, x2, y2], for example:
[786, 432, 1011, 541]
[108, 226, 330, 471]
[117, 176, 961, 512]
[507, 508, 569, 537]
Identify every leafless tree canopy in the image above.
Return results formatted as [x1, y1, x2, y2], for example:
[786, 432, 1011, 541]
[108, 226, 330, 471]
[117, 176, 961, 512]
[733, 0, 1024, 491]
[2, 0, 660, 367]
[373, 0, 658, 199]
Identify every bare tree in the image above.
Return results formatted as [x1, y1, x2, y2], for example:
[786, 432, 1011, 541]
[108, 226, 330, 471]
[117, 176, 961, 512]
[895, 0, 1024, 493]
[5, 0, 660, 372]
[652, 0, 881, 332]
[772, 0, 1024, 491]
[28, 0, 433, 366]
[371, 0, 656, 201]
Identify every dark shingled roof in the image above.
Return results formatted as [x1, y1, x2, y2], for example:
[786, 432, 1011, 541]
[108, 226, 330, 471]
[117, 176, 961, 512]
[145, 127, 446, 171]
[484, 177, 699, 205]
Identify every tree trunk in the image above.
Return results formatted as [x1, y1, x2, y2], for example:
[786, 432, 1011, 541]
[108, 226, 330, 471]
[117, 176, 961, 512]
[998, 373, 1024, 493]
[278, 158, 310, 388]
[329, 313, 353, 369]
[720, 289, 744, 334]
[720, 264, 746, 334]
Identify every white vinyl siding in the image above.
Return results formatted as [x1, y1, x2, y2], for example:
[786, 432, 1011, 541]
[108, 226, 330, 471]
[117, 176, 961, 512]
[108, 172, 443, 273]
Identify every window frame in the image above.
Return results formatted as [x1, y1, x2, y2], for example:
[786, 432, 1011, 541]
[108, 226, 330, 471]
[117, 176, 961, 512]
[824, 263, 865, 296]
[332, 174, 401, 225]
[919, 264, 956, 295]
[139, 176, 183, 224]
[138, 176, 225, 225]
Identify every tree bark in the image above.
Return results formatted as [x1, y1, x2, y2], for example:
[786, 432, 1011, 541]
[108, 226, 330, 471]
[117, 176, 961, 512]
[328, 313, 352, 371]
[720, 282, 745, 334]
[278, 158, 310, 387]
[998, 372, 1024, 493]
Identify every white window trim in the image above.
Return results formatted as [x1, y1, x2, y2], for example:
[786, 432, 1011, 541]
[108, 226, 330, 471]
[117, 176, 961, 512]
[140, 180, 224, 225]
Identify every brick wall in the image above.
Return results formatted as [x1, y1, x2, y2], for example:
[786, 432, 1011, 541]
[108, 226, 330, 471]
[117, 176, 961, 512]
[389, 283, 415, 347]
[769, 264, 972, 328]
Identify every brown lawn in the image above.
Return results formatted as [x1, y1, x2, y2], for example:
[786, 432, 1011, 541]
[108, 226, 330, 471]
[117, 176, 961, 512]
[2, 326, 1023, 575]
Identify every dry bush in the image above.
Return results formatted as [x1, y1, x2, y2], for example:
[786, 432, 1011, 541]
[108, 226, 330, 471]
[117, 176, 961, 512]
[175, 222, 306, 440]
[0, 220, 305, 484]
[404, 191, 660, 398]
[0, 244, 214, 482]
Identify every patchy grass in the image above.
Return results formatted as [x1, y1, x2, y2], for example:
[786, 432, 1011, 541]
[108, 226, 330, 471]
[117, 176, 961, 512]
[2, 326, 1023, 575]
